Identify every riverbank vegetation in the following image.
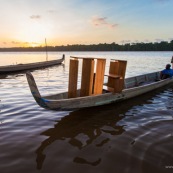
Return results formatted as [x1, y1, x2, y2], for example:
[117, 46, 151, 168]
[0, 40, 173, 52]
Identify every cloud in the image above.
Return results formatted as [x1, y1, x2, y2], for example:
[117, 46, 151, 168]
[91, 16, 118, 29]
[120, 40, 131, 44]
[12, 41, 27, 45]
[144, 39, 150, 43]
[11, 41, 40, 46]
[154, 0, 171, 3]
[155, 0, 170, 1]
[11, 41, 20, 44]
[30, 15, 41, 19]
[155, 38, 164, 42]
[47, 10, 56, 13]
[23, 42, 40, 45]
[168, 38, 173, 41]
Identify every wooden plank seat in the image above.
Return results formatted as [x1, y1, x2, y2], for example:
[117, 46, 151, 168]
[103, 85, 115, 93]
[103, 74, 121, 93]
[104, 74, 121, 79]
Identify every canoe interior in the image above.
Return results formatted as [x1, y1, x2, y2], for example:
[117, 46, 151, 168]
[43, 71, 160, 100]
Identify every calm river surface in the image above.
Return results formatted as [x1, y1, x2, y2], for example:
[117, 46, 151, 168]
[1, 51, 173, 173]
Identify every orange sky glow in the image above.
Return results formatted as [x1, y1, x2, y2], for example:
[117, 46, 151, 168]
[0, 0, 173, 48]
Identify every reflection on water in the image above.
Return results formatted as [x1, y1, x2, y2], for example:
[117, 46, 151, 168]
[0, 74, 8, 79]
[35, 87, 173, 173]
[1, 51, 173, 173]
[36, 106, 125, 169]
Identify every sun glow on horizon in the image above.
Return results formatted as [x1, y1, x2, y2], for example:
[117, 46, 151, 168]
[13, 20, 53, 47]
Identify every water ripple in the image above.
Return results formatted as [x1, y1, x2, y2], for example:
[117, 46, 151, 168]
[1, 52, 173, 173]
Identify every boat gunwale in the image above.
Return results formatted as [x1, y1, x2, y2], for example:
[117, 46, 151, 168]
[42, 73, 171, 102]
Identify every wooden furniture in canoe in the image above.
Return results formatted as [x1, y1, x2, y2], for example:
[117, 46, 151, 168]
[0, 54, 65, 74]
[26, 56, 173, 110]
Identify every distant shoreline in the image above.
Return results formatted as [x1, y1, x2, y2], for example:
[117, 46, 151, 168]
[0, 41, 173, 51]
[0, 50, 173, 52]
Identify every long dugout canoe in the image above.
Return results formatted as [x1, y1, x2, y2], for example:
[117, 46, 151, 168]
[0, 54, 65, 74]
[26, 71, 173, 110]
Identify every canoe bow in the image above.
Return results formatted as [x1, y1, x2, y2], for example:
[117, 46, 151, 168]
[26, 72, 49, 109]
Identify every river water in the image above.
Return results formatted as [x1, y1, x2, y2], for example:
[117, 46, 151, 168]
[0, 51, 173, 173]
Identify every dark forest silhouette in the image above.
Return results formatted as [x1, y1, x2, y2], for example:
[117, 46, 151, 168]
[1, 40, 173, 52]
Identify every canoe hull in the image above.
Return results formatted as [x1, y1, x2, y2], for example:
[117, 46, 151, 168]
[44, 79, 173, 110]
[0, 56, 64, 74]
[26, 71, 173, 110]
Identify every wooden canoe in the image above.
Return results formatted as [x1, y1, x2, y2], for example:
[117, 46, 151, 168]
[0, 54, 65, 74]
[26, 71, 173, 110]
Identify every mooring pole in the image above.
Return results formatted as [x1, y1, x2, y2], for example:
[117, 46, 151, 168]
[45, 38, 48, 61]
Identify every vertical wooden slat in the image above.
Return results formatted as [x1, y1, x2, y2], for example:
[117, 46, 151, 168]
[80, 59, 95, 97]
[114, 78, 123, 93]
[68, 59, 79, 98]
[107, 61, 119, 88]
[92, 73, 96, 94]
[117, 60, 127, 91]
[93, 59, 106, 95]
[109, 61, 119, 74]
[118, 60, 127, 78]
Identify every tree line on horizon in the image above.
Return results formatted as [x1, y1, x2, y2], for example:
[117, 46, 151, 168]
[0, 40, 173, 52]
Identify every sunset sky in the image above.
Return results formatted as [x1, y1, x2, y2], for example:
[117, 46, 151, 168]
[0, 0, 173, 47]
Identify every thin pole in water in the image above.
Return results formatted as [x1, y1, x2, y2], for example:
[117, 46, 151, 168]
[171, 56, 173, 69]
[45, 38, 48, 61]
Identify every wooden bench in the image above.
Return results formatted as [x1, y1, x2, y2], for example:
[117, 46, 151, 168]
[103, 85, 115, 93]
